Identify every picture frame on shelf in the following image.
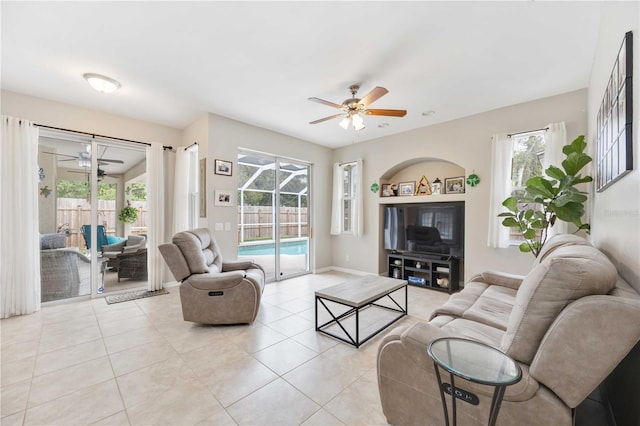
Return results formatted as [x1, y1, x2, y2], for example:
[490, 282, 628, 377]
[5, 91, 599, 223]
[214, 189, 234, 206]
[214, 159, 233, 176]
[381, 183, 396, 197]
[398, 181, 415, 196]
[445, 177, 465, 194]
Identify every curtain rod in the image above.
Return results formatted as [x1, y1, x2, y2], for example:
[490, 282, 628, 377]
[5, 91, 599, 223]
[184, 141, 198, 151]
[34, 123, 173, 150]
[507, 126, 549, 138]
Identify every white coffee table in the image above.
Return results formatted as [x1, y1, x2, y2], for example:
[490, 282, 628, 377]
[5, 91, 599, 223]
[315, 275, 408, 348]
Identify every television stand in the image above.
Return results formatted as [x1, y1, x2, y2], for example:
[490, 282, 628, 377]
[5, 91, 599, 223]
[387, 252, 460, 294]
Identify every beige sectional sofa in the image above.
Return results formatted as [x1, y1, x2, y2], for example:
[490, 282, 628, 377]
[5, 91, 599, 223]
[377, 234, 640, 425]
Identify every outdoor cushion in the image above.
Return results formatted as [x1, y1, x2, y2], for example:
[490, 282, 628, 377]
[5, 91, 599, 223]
[107, 235, 127, 245]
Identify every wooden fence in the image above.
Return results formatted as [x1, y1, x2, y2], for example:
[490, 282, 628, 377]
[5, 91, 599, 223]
[239, 206, 308, 242]
[55, 199, 307, 247]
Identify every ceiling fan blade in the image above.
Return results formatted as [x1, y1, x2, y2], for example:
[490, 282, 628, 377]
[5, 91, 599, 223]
[43, 152, 79, 159]
[308, 97, 343, 109]
[98, 158, 124, 164]
[364, 109, 407, 117]
[358, 87, 388, 108]
[309, 113, 345, 124]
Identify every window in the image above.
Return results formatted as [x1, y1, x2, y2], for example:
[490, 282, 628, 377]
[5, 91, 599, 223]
[489, 124, 566, 249]
[507, 131, 546, 243]
[341, 163, 357, 233]
[331, 160, 362, 236]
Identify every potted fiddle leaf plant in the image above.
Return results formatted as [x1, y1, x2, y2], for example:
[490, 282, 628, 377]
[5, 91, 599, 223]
[499, 135, 592, 257]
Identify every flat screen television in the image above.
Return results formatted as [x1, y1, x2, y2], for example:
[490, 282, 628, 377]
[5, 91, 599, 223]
[384, 202, 464, 258]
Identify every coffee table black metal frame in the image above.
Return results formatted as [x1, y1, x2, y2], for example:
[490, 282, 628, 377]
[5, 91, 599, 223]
[315, 276, 407, 348]
[427, 337, 522, 426]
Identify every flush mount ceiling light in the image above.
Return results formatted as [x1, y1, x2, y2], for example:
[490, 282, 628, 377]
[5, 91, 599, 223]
[83, 73, 121, 93]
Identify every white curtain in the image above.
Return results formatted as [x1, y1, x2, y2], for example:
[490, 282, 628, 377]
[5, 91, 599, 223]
[1, 116, 41, 318]
[173, 148, 190, 234]
[544, 122, 568, 235]
[147, 143, 165, 291]
[330, 162, 341, 235]
[487, 133, 513, 248]
[354, 158, 364, 237]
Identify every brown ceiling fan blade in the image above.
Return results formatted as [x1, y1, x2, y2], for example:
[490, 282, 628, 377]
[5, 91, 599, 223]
[99, 158, 124, 164]
[364, 109, 407, 117]
[309, 113, 344, 124]
[308, 97, 343, 109]
[358, 87, 388, 108]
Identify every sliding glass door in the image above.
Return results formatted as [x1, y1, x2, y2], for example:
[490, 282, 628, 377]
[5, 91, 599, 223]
[38, 130, 148, 302]
[277, 160, 310, 278]
[237, 152, 311, 282]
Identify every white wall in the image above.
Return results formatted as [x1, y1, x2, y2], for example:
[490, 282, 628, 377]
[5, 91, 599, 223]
[1, 90, 181, 146]
[205, 113, 334, 270]
[332, 89, 589, 281]
[588, 2, 640, 292]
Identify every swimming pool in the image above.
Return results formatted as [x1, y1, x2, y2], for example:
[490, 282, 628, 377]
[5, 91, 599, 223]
[238, 240, 308, 256]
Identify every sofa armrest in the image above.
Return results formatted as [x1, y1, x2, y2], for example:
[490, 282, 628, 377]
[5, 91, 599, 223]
[470, 270, 526, 290]
[222, 260, 255, 272]
[187, 270, 247, 290]
[530, 295, 640, 408]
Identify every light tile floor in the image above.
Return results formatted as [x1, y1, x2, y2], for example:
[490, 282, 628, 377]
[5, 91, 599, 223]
[1, 271, 449, 426]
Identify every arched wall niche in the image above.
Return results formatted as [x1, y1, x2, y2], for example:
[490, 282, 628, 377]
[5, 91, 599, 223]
[379, 157, 466, 189]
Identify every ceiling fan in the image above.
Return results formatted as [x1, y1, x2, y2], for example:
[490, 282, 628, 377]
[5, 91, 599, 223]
[43, 145, 124, 167]
[308, 85, 407, 131]
[68, 167, 119, 181]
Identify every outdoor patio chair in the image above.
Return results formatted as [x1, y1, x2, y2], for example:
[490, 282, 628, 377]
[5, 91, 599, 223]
[80, 225, 108, 251]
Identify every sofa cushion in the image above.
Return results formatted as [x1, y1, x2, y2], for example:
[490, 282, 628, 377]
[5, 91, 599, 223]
[501, 244, 618, 364]
[534, 233, 591, 266]
[462, 285, 516, 331]
[188, 228, 223, 272]
[440, 318, 504, 348]
[429, 281, 488, 320]
[173, 231, 210, 274]
[106, 235, 127, 245]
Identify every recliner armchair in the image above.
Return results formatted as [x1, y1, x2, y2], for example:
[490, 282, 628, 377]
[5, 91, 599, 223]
[159, 228, 265, 324]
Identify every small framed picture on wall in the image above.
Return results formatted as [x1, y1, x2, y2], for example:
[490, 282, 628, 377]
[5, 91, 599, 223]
[214, 159, 233, 176]
[214, 189, 234, 207]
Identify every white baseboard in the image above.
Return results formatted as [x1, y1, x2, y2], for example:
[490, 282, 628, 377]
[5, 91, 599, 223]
[314, 266, 370, 276]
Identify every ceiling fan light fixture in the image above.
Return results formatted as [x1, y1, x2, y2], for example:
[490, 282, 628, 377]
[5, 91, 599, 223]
[78, 152, 91, 168]
[352, 114, 365, 131]
[83, 73, 121, 93]
[338, 116, 351, 130]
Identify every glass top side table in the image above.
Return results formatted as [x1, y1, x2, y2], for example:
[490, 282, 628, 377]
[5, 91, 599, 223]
[427, 337, 522, 426]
